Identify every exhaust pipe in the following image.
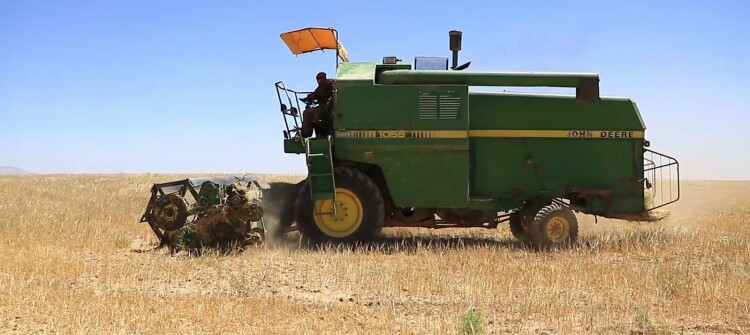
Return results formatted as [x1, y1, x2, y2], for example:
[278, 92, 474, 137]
[449, 30, 462, 70]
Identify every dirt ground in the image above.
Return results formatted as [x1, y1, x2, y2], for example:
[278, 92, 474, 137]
[0, 174, 748, 334]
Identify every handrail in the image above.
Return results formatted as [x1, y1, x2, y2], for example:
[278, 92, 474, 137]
[643, 148, 680, 211]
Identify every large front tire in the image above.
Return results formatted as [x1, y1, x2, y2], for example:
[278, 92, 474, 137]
[294, 167, 385, 243]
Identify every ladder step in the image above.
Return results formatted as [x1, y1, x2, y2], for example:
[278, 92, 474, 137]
[304, 136, 336, 204]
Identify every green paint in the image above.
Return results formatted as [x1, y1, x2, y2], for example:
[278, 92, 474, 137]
[284, 139, 305, 154]
[305, 138, 336, 202]
[197, 181, 221, 207]
[377, 69, 597, 88]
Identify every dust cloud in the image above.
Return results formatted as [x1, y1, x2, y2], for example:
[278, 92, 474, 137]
[259, 180, 304, 241]
[576, 180, 750, 234]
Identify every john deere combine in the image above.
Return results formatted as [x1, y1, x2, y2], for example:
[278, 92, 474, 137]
[274, 27, 680, 248]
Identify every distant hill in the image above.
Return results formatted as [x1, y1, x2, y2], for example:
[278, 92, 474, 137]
[0, 166, 32, 175]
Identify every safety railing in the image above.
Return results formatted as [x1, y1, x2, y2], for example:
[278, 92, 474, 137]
[642, 148, 680, 211]
[274, 81, 312, 140]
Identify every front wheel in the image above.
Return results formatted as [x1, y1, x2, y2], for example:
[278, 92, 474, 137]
[294, 167, 385, 243]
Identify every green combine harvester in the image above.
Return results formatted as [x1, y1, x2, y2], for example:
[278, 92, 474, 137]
[274, 27, 680, 248]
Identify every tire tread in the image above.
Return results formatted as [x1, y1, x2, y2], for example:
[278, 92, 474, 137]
[527, 202, 579, 249]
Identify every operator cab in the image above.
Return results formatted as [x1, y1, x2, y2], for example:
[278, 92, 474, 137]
[274, 27, 348, 140]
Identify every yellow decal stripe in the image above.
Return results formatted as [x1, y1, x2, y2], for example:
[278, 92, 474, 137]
[469, 130, 645, 139]
[336, 130, 467, 139]
[335, 130, 644, 139]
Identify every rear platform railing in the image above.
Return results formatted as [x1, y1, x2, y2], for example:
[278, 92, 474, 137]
[643, 148, 680, 211]
[274, 81, 311, 140]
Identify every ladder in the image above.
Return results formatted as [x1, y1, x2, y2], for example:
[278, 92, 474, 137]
[304, 136, 336, 215]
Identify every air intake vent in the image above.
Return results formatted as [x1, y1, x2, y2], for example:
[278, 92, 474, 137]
[418, 93, 461, 120]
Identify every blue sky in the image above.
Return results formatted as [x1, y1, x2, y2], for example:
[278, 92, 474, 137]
[1, 0, 748, 180]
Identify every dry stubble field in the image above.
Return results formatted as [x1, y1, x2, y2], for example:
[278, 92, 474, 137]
[0, 173, 748, 334]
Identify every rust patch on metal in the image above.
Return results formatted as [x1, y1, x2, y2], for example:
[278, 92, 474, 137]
[510, 186, 523, 197]
[570, 187, 614, 215]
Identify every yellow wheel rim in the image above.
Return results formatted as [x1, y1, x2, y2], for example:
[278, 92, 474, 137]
[313, 188, 363, 238]
[546, 216, 570, 242]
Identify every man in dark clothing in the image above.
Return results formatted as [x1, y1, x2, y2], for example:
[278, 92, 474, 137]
[300, 72, 334, 138]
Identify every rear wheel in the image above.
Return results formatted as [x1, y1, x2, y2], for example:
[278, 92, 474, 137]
[507, 201, 547, 242]
[509, 214, 529, 241]
[295, 167, 385, 243]
[526, 203, 579, 249]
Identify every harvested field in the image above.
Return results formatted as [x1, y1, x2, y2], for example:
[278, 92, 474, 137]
[0, 174, 749, 334]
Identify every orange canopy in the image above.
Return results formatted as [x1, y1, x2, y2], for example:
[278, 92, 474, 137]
[280, 27, 349, 62]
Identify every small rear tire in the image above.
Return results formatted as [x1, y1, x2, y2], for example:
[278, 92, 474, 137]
[508, 201, 547, 242]
[509, 214, 529, 241]
[527, 202, 579, 249]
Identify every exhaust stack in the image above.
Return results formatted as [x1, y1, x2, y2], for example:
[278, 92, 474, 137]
[449, 30, 462, 70]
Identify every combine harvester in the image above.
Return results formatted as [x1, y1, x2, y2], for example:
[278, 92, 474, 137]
[273, 27, 680, 249]
[139, 27, 680, 251]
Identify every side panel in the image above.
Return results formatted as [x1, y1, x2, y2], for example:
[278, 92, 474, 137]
[467, 92, 647, 214]
[467, 92, 646, 130]
[330, 65, 650, 214]
[334, 84, 470, 208]
[336, 138, 468, 208]
[471, 138, 644, 212]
